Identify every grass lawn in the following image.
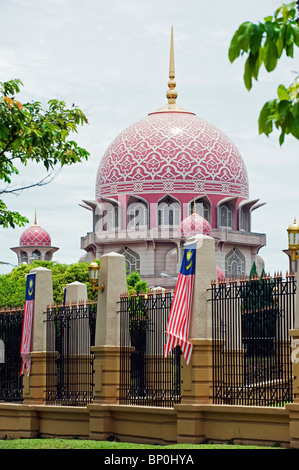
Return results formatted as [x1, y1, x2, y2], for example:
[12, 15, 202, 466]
[0, 439, 286, 450]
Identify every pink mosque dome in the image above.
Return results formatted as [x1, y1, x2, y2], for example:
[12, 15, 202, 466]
[217, 266, 226, 283]
[94, 27, 250, 233]
[179, 212, 212, 238]
[19, 218, 51, 247]
[95, 111, 249, 204]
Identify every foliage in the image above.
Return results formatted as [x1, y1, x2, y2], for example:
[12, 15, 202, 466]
[229, 1, 299, 144]
[0, 79, 89, 228]
[126, 270, 148, 296]
[0, 260, 98, 307]
[0, 262, 148, 307]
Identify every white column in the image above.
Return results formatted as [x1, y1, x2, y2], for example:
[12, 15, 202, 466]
[29, 266, 53, 352]
[95, 252, 127, 346]
[188, 234, 217, 340]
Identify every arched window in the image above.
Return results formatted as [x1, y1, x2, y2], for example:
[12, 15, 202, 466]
[118, 246, 140, 274]
[225, 248, 245, 278]
[218, 203, 232, 228]
[44, 251, 52, 261]
[190, 200, 209, 221]
[239, 207, 246, 231]
[158, 199, 180, 227]
[103, 203, 119, 231]
[32, 249, 41, 260]
[127, 202, 147, 230]
[20, 251, 28, 264]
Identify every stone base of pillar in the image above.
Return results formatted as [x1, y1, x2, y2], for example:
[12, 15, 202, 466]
[22, 352, 49, 405]
[92, 345, 121, 404]
[180, 339, 213, 405]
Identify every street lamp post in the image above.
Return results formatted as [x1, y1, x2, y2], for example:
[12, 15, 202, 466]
[287, 218, 299, 262]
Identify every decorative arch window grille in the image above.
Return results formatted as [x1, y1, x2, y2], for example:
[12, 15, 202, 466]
[218, 203, 232, 229]
[190, 200, 209, 221]
[44, 251, 52, 261]
[104, 204, 119, 231]
[239, 207, 246, 231]
[118, 246, 140, 274]
[127, 202, 147, 230]
[158, 200, 180, 227]
[20, 251, 28, 264]
[225, 248, 245, 278]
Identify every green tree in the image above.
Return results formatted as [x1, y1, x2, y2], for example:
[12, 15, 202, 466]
[0, 79, 89, 228]
[0, 260, 98, 307]
[229, 1, 299, 144]
[126, 270, 148, 296]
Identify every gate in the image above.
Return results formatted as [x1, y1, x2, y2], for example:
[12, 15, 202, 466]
[119, 291, 181, 407]
[0, 308, 24, 402]
[211, 274, 295, 406]
[45, 302, 96, 406]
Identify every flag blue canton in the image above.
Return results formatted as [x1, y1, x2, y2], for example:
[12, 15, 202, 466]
[25, 274, 36, 301]
[180, 243, 196, 276]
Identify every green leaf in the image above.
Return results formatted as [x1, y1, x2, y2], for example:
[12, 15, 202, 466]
[228, 32, 240, 63]
[237, 21, 253, 52]
[248, 49, 262, 81]
[284, 23, 294, 45]
[262, 39, 278, 72]
[291, 24, 299, 46]
[286, 42, 294, 57]
[264, 21, 274, 39]
[277, 84, 290, 100]
[258, 100, 275, 135]
[244, 57, 252, 90]
[249, 23, 263, 55]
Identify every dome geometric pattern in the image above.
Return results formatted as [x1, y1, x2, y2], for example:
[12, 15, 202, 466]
[96, 112, 249, 199]
[179, 213, 212, 238]
[217, 266, 226, 283]
[20, 225, 51, 247]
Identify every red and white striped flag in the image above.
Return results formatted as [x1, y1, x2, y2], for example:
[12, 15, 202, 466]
[20, 273, 36, 376]
[164, 242, 196, 365]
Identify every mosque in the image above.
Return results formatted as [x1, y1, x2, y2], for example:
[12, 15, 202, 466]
[11, 30, 266, 288]
[79, 29, 266, 288]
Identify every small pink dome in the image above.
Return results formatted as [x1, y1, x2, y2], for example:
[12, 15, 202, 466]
[217, 266, 226, 283]
[20, 225, 51, 247]
[179, 213, 212, 238]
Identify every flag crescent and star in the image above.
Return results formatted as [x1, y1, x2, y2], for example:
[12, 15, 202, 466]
[20, 273, 36, 376]
[164, 242, 196, 365]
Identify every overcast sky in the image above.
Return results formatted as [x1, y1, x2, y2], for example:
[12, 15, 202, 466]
[1, 0, 298, 276]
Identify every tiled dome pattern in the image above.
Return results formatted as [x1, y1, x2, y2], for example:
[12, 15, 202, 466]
[96, 112, 249, 199]
[179, 213, 212, 238]
[20, 225, 51, 247]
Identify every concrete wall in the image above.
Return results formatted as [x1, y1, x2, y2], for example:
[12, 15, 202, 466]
[0, 402, 294, 448]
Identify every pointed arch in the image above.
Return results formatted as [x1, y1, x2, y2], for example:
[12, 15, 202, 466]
[225, 248, 245, 278]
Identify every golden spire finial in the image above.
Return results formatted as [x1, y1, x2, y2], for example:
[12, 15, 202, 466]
[166, 26, 178, 105]
[34, 210, 37, 226]
[193, 197, 196, 215]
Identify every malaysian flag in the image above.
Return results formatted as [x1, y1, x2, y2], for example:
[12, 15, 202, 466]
[20, 273, 36, 376]
[164, 242, 196, 365]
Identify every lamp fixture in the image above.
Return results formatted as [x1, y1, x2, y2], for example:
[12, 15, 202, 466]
[287, 218, 299, 261]
[88, 260, 105, 292]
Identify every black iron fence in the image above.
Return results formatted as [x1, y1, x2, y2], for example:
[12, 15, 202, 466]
[211, 274, 295, 406]
[0, 307, 24, 402]
[45, 302, 96, 406]
[119, 291, 181, 407]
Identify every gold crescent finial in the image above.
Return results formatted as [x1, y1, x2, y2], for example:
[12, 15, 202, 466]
[166, 26, 178, 104]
